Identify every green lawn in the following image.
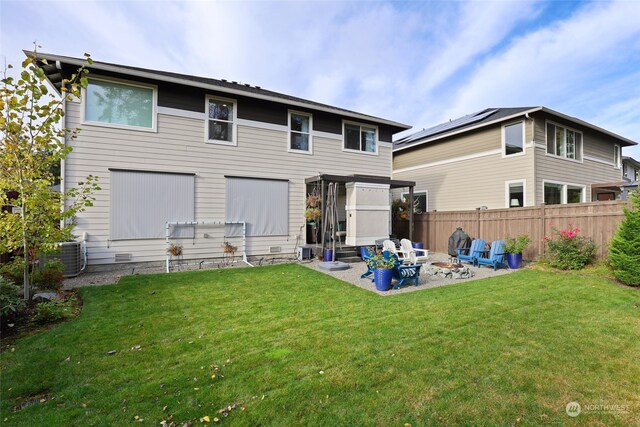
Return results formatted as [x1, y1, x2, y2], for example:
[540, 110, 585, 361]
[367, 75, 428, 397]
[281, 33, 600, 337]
[1, 265, 639, 426]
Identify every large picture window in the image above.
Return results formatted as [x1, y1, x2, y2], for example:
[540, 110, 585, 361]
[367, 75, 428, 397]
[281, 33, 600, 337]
[546, 122, 582, 161]
[503, 122, 524, 155]
[344, 122, 377, 154]
[85, 79, 155, 129]
[110, 170, 195, 239]
[207, 96, 236, 144]
[225, 177, 289, 236]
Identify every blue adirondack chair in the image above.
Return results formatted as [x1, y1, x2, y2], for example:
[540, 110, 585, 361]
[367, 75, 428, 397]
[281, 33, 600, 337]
[457, 239, 485, 265]
[385, 251, 422, 289]
[475, 240, 507, 270]
[360, 246, 376, 279]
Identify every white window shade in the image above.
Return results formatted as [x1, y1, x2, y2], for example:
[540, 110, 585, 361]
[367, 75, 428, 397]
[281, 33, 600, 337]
[225, 177, 289, 236]
[110, 170, 195, 239]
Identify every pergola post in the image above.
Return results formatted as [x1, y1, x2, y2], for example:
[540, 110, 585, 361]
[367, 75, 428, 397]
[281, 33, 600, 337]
[408, 186, 414, 241]
[320, 179, 326, 251]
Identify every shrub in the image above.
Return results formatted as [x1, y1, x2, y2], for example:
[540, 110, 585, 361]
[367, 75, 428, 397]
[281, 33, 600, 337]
[32, 297, 76, 324]
[609, 190, 640, 286]
[0, 257, 26, 285]
[544, 225, 596, 270]
[32, 259, 65, 291]
[0, 277, 26, 324]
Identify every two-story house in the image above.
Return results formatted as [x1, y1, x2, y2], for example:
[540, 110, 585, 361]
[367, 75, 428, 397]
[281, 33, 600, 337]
[622, 156, 640, 182]
[33, 52, 413, 269]
[621, 156, 640, 198]
[392, 107, 637, 211]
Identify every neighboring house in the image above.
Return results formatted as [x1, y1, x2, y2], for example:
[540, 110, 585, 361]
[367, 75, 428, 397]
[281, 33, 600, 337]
[392, 107, 637, 211]
[33, 52, 412, 268]
[622, 156, 640, 182]
[621, 156, 640, 198]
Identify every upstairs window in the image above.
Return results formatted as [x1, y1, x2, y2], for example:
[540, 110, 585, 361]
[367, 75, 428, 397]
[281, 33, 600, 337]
[344, 122, 377, 154]
[503, 121, 524, 155]
[207, 96, 236, 144]
[289, 111, 312, 153]
[85, 78, 155, 130]
[546, 122, 582, 161]
[614, 144, 621, 169]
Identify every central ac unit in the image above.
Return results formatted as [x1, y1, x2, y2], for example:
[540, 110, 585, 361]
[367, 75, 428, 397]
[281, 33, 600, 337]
[41, 241, 82, 277]
[296, 247, 312, 260]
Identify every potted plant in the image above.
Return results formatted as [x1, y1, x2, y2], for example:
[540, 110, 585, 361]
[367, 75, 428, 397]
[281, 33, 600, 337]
[366, 250, 398, 291]
[504, 235, 530, 269]
[304, 207, 321, 222]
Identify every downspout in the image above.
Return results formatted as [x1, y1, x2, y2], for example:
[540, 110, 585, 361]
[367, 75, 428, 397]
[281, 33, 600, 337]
[59, 60, 66, 229]
[56, 61, 67, 231]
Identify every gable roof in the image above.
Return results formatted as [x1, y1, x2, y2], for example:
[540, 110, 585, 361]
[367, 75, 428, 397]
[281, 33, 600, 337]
[27, 51, 411, 131]
[394, 106, 637, 152]
[622, 156, 640, 169]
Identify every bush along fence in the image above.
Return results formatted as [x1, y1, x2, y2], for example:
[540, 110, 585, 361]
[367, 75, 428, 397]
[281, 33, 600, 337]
[393, 200, 630, 261]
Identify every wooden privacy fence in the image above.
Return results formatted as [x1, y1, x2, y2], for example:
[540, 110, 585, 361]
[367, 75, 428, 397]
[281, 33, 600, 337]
[393, 200, 629, 260]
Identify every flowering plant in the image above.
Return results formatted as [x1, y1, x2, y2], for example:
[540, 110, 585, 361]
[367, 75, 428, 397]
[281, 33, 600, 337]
[544, 224, 596, 270]
[366, 249, 398, 270]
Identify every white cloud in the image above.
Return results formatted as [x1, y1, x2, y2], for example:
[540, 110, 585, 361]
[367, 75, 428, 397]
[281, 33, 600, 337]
[436, 0, 640, 135]
[0, 0, 638, 152]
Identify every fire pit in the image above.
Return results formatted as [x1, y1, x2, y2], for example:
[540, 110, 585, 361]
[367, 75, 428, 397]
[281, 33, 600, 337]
[431, 262, 463, 269]
[427, 262, 473, 279]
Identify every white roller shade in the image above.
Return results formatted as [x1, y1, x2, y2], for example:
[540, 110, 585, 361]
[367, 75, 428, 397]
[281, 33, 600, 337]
[110, 170, 195, 239]
[226, 177, 288, 236]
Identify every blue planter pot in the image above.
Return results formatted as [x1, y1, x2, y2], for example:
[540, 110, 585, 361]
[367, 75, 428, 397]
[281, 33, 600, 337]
[374, 268, 393, 291]
[323, 249, 333, 262]
[507, 253, 523, 269]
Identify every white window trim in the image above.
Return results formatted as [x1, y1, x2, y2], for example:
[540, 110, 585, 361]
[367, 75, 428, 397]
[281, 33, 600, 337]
[401, 190, 428, 213]
[342, 120, 379, 156]
[505, 179, 526, 208]
[501, 120, 526, 158]
[614, 144, 621, 169]
[544, 120, 584, 163]
[287, 110, 313, 155]
[542, 180, 586, 204]
[81, 76, 158, 133]
[205, 95, 238, 146]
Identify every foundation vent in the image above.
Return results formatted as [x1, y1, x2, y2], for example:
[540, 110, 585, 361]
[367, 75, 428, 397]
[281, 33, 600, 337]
[269, 246, 282, 253]
[114, 253, 132, 262]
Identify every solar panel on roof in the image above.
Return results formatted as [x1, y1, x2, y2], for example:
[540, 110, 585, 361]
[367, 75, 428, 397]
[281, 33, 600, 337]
[396, 108, 498, 146]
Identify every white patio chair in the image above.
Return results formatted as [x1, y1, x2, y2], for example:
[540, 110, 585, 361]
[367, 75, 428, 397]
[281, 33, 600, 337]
[383, 239, 410, 264]
[400, 239, 429, 264]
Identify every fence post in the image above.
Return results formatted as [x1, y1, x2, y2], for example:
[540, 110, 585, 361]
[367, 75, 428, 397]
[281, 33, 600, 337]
[540, 203, 546, 256]
[476, 207, 480, 238]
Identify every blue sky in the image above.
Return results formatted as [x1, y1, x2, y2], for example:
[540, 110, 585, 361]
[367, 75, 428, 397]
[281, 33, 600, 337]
[1, 0, 639, 158]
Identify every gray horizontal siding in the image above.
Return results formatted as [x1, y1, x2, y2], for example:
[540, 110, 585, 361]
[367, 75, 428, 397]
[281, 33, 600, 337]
[64, 100, 392, 265]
